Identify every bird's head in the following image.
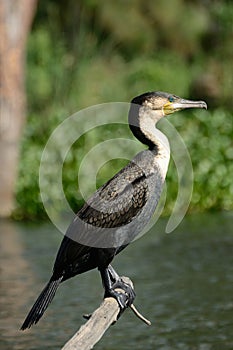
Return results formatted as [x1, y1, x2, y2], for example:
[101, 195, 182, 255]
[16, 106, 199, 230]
[129, 91, 207, 149]
[131, 91, 207, 118]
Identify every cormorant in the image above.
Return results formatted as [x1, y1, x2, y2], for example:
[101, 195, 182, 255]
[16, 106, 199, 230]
[21, 91, 207, 330]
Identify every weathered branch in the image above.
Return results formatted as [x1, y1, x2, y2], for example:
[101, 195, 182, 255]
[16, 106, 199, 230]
[61, 297, 120, 350]
[61, 277, 151, 350]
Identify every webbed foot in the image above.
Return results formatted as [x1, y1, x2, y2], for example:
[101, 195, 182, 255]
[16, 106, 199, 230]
[104, 277, 136, 318]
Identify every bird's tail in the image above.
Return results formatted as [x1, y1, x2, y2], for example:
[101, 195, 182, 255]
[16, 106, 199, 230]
[20, 276, 62, 330]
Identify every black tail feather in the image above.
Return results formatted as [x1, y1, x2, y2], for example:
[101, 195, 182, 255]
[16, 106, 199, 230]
[20, 277, 62, 330]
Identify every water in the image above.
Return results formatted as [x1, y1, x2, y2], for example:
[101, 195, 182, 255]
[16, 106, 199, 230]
[0, 212, 232, 350]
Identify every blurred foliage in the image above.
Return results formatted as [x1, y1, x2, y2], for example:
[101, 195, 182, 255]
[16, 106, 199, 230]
[15, 0, 233, 219]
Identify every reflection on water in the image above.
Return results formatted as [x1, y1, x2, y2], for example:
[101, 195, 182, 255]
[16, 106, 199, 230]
[0, 213, 232, 350]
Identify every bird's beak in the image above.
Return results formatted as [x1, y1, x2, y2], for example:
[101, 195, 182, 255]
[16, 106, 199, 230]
[163, 98, 207, 115]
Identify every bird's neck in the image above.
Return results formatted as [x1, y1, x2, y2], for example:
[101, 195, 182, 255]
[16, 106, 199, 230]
[129, 105, 170, 157]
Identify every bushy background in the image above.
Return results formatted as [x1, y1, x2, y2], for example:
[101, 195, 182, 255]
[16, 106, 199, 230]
[15, 0, 233, 219]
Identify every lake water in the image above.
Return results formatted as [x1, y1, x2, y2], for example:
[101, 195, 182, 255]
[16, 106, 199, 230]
[0, 212, 232, 350]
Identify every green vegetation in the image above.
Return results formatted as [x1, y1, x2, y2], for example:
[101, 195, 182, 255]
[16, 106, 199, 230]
[15, 0, 233, 219]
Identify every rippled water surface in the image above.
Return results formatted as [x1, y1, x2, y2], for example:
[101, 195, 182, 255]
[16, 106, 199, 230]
[0, 212, 233, 350]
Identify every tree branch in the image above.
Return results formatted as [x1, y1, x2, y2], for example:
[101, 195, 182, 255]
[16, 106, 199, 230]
[61, 276, 151, 350]
[61, 297, 120, 350]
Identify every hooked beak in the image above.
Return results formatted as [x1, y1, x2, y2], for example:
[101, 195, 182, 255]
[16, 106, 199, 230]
[163, 98, 207, 115]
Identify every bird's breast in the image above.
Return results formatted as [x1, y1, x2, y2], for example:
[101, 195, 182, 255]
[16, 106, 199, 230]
[153, 150, 170, 181]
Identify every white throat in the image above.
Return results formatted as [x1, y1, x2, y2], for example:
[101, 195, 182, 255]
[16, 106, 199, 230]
[139, 107, 170, 179]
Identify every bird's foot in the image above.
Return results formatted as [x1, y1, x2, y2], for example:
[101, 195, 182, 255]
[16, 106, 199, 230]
[104, 277, 136, 318]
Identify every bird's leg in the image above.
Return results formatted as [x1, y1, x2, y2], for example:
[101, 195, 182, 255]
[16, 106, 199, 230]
[107, 265, 135, 305]
[107, 265, 136, 304]
[107, 264, 120, 283]
[99, 266, 136, 318]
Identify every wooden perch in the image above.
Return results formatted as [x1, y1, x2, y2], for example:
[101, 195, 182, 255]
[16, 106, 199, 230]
[61, 297, 120, 350]
[61, 276, 151, 350]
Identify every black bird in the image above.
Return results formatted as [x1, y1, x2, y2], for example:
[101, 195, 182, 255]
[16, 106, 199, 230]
[21, 91, 207, 330]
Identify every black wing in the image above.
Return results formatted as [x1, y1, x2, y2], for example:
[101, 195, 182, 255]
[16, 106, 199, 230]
[79, 161, 148, 227]
[53, 161, 149, 279]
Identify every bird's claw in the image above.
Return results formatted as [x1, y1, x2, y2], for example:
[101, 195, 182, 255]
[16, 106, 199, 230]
[104, 278, 136, 318]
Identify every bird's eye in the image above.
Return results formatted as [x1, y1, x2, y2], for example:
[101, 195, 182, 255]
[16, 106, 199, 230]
[169, 96, 174, 103]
